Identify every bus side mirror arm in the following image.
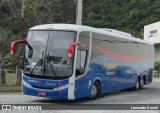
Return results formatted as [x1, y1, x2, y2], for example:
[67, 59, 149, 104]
[67, 41, 81, 59]
[10, 40, 27, 54]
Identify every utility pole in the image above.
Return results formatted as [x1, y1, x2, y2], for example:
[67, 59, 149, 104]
[75, 0, 83, 25]
[21, 0, 26, 18]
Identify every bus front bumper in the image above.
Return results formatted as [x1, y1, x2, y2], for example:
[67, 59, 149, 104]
[22, 83, 68, 99]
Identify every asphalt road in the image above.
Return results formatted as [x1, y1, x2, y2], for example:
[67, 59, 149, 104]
[0, 82, 160, 104]
[0, 82, 160, 113]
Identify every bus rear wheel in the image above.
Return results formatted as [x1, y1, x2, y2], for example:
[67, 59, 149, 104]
[134, 78, 140, 91]
[140, 78, 144, 89]
[89, 81, 100, 100]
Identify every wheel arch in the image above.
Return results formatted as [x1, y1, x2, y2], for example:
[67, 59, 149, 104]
[92, 77, 102, 93]
[137, 75, 141, 81]
[142, 74, 147, 85]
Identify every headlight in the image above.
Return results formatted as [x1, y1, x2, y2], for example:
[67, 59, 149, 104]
[22, 80, 32, 88]
[54, 83, 73, 90]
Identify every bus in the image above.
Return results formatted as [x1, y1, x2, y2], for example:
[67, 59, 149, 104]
[10, 24, 154, 100]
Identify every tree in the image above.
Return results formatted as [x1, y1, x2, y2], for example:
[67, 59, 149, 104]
[0, 27, 6, 84]
[3, 53, 13, 70]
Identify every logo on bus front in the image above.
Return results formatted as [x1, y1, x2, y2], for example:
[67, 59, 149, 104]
[46, 82, 56, 86]
[28, 80, 38, 83]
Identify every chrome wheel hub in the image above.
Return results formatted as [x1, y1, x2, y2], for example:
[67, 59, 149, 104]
[91, 85, 97, 97]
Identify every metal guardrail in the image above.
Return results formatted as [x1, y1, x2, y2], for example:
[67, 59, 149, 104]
[0, 69, 14, 73]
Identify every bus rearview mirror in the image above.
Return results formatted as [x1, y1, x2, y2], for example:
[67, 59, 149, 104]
[67, 41, 81, 59]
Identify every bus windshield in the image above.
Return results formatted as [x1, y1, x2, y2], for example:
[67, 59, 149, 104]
[24, 30, 77, 79]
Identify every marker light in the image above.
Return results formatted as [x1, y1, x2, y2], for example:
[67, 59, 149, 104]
[22, 80, 32, 88]
[54, 83, 73, 90]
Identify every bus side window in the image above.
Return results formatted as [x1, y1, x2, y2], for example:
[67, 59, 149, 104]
[76, 50, 87, 75]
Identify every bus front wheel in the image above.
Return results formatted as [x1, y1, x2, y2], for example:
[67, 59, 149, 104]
[89, 81, 100, 100]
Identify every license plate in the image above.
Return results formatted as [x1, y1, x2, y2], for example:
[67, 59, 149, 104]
[38, 92, 46, 96]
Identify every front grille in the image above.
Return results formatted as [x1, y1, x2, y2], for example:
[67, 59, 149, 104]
[31, 85, 54, 90]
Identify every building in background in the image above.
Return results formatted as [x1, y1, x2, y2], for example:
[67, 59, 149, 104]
[144, 21, 160, 61]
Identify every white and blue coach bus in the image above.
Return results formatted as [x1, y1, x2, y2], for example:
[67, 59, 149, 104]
[11, 24, 154, 100]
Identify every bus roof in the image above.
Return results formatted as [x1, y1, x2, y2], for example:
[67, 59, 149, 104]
[30, 24, 153, 45]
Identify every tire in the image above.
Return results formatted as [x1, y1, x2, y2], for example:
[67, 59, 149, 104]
[89, 81, 100, 100]
[140, 77, 144, 89]
[134, 78, 140, 91]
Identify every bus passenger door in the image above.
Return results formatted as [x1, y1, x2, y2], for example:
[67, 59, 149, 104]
[75, 31, 91, 98]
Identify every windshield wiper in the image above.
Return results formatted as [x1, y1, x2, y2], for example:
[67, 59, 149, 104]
[48, 62, 57, 77]
[30, 59, 43, 75]
[45, 53, 57, 77]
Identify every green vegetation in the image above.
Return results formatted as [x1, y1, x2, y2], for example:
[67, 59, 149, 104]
[3, 53, 13, 70]
[83, 0, 160, 38]
[154, 61, 160, 77]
